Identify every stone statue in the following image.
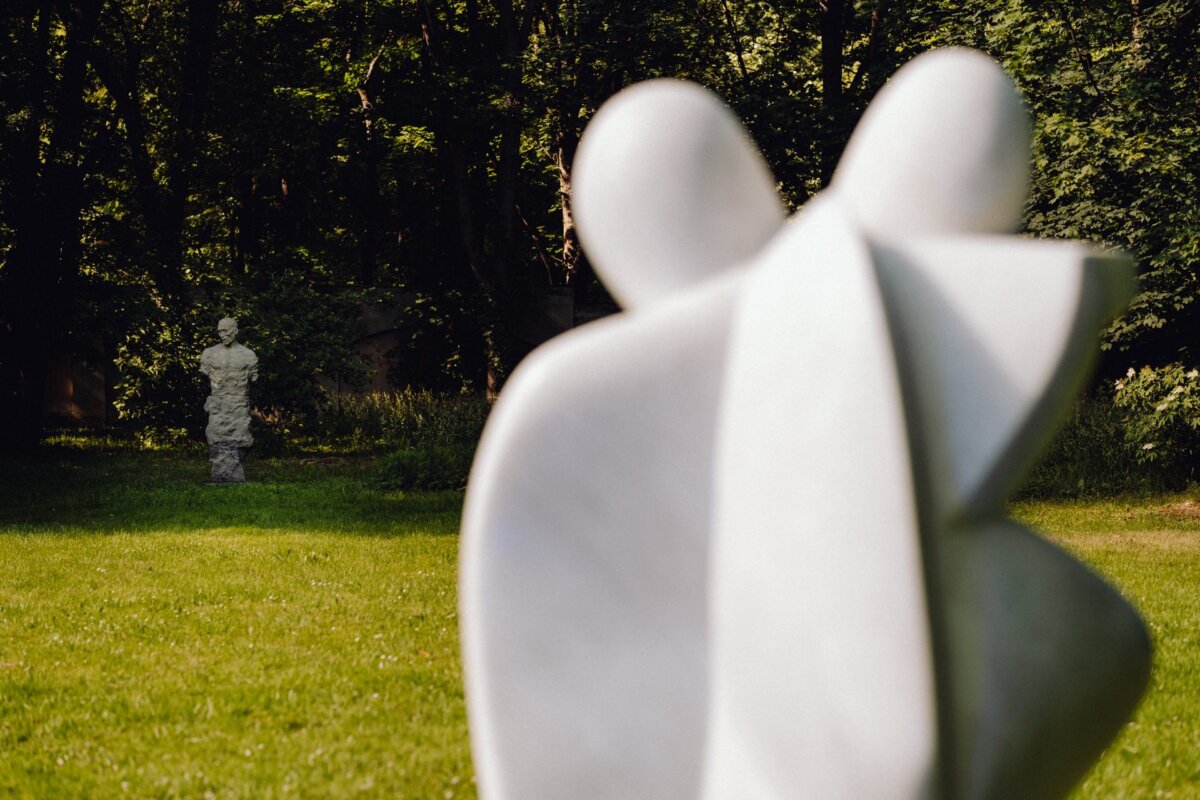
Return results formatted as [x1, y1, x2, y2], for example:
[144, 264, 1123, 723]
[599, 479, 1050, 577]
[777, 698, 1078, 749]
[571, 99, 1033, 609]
[458, 48, 1151, 800]
[200, 316, 258, 483]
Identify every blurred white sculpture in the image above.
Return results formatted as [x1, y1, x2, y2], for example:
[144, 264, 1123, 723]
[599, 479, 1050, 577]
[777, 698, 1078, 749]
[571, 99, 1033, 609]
[460, 48, 1151, 800]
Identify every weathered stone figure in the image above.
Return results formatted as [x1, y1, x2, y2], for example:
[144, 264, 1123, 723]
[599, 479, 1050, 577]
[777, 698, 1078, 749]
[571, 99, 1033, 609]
[200, 317, 258, 482]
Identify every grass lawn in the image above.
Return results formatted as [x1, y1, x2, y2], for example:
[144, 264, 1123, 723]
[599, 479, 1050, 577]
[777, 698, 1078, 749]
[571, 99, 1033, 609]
[1, 446, 1198, 798]
[0, 448, 469, 799]
[1015, 497, 1200, 799]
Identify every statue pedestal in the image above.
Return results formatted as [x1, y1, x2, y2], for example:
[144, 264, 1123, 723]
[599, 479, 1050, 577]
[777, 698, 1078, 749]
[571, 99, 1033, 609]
[208, 443, 247, 483]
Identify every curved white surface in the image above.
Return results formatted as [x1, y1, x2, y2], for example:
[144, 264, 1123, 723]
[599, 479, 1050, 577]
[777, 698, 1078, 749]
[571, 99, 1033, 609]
[573, 79, 785, 309]
[461, 271, 744, 800]
[705, 198, 937, 800]
[832, 48, 1030, 237]
[871, 238, 1134, 515]
[460, 47, 1147, 800]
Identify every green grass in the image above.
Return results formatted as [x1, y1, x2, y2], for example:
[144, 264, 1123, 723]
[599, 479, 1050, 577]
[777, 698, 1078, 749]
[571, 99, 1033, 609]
[1014, 495, 1200, 799]
[2, 446, 1199, 797]
[0, 449, 470, 799]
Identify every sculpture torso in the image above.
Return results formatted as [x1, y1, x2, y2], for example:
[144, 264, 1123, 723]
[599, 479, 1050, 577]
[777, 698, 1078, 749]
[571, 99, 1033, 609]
[200, 342, 258, 398]
[200, 337, 258, 481]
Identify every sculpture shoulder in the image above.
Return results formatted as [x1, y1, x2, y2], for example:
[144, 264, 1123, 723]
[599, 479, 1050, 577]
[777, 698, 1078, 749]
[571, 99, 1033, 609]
[869, 237, 1133, 514]
[223, 343, 258, 366]
[234, 343, 258, 363]
[200, 345, 222, 362]
[480, 269, 743, 457]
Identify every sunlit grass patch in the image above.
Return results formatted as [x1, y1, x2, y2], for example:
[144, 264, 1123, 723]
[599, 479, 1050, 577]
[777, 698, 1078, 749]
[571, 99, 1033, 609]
[0, 451, 470, 799]
[2, 448, 1200, 798]
[1014, 497, 1200, 799]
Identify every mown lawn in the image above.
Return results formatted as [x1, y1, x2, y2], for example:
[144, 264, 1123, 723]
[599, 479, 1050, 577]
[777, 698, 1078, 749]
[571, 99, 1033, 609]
[0, 449, 469, 799]
[1016, 497, 1200, 799]
[1, 446, 1198, 798]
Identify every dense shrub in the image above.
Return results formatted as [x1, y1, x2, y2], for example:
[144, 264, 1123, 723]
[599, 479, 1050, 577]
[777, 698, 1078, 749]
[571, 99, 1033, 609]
[1019, 394, 1186, 498]
[313, 390, 490, 453]
[1113, 364, 1200, 484]
[310, 390, 490, 490]
[373, 445, 477, 491]
[113, 271, 368, 444]
[1020, 397, 1136, 498]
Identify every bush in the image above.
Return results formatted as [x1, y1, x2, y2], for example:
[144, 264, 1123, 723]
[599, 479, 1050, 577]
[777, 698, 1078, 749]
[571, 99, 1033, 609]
[1019, 395, 1170, 498]
[1113, 363, 1200, 484]
[113, 268, 368, 446]
[373, 444, 476, 491]
[312, 390, 490, 453]
[310, 390, 490, 491]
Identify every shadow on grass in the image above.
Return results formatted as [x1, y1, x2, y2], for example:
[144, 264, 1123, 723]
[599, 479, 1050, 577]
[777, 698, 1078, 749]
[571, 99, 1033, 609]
[0, 449, 463, 536]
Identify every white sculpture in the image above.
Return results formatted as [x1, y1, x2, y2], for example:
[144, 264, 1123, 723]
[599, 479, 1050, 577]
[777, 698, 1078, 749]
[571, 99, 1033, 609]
[200, 316, 258, 483]
[460, 48, 1151, 800]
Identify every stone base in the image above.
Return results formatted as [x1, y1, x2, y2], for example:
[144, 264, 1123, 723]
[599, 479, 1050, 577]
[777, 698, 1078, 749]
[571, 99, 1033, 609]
[209, 443, 249, 483]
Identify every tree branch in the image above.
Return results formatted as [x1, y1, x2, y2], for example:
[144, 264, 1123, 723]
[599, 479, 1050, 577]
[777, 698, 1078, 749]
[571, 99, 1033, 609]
[847, 1, 882, 95]
[720, 0, 748, 82]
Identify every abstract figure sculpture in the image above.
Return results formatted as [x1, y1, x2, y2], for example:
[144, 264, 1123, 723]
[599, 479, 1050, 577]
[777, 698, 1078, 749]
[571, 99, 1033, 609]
[460, 48, 1151, 800]
[200, 317, 258, 483]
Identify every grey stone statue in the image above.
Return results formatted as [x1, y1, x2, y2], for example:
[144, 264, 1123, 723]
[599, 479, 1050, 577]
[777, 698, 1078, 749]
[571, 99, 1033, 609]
[200, 317, 258, 482]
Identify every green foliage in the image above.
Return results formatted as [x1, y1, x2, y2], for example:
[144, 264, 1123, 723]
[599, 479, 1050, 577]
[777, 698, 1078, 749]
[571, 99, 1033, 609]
[1019, 396, 1159, 498]
[374, 444, 476, 491]
[220, 269, 370, 419]
[386, 293, 487, 394]
[983, 0, 1200, 364]
[312, 390, 490, 453]
[1113, 363, 1200, 481]
[111, 303, 213, 444]
[318, 389, 488, 490]
[4, 0, 1200, 466]
[111, 274, 368, 444]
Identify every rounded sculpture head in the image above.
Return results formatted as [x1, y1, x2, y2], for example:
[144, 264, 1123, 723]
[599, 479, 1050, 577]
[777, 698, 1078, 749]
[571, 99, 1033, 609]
[831, 48, 1031, 236]
[573, 79, 785, 310]
[217, 317, 238, 347]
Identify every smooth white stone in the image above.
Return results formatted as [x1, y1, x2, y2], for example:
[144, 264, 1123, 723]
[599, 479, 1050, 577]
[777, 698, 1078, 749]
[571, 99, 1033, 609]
[705, 197, 937, 800]
[460, 47, 1150, 800]
[573, 79, 785, 309]
[461, 270, 743, 800]
[870, 237, 1134, 516]
[832, 48, 1030, 237]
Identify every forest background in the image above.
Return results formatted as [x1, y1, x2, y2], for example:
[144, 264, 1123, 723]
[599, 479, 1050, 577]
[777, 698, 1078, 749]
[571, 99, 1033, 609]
[1, 0, 1198, 474]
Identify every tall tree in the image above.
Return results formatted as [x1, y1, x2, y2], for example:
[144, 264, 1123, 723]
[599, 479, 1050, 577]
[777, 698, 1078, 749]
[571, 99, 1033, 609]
[0, 0, 101, 450]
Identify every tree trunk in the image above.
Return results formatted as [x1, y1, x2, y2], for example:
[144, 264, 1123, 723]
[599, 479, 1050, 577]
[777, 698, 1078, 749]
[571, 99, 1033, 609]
[550, 0, 592, 302]
[556, 120, 591, 301]
[353, 44, 386, 286]
[819, 0, 846, 185]
[720, 0, 748, 82]
[0, 0, 98, 451]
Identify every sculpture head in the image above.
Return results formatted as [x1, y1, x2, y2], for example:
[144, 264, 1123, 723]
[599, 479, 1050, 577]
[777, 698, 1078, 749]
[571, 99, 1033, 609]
[217, 317, 238, 347]
[573, 79, 785, 310]
[831, 47, 1031, 236]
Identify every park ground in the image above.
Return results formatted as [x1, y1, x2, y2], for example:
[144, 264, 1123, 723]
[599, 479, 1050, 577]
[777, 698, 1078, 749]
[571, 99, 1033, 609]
[1, 446, 1199, 799]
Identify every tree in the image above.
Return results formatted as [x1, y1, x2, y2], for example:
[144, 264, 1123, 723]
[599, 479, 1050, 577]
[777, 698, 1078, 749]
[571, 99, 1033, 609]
[0, 0, 102, 449]
[3, 0, 1198, 447]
